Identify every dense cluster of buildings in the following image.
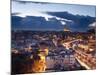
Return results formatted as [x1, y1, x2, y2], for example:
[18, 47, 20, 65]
[11, 30, 95, 73]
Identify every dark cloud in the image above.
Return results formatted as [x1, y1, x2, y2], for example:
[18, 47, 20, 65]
[11, 12, 21, 16]
[12, 0, 32, 4]
[46, 12, 96, 31]
[11, 16, 72, 31]
[12, 0, 50, 4]
[11, 11, 96, 32]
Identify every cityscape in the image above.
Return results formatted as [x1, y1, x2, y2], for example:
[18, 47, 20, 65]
[11, 0, 96, 74]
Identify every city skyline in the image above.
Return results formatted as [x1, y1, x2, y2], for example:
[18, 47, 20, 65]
[11, 1, 96, 74]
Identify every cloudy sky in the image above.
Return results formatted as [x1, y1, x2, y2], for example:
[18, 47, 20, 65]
[11, 0, 96, 32]
[12, 0, 96, 17]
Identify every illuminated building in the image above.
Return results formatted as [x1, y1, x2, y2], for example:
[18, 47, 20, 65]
[63, 25, 70, 32]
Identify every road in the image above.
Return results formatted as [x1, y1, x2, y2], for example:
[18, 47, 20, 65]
[62, 39, 96, 70]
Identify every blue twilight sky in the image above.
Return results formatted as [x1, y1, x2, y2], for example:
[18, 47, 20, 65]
[12, 0, 96, 17]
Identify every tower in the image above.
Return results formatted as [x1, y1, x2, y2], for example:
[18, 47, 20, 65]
[63, 25, 70, 32]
